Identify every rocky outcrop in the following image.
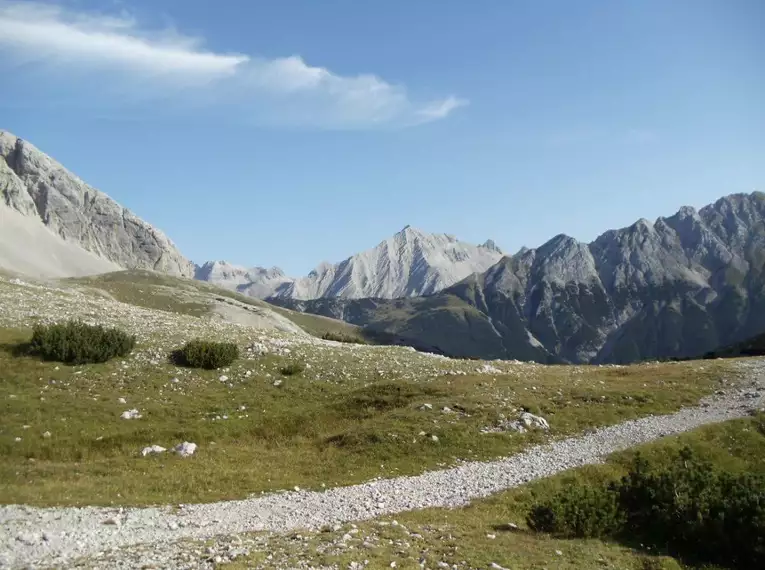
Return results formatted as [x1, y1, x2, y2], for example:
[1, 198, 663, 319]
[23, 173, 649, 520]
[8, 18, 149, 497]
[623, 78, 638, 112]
[0, 130, 194, 278]
[271, 192, 765, 364]
[197, 226, 503, 300]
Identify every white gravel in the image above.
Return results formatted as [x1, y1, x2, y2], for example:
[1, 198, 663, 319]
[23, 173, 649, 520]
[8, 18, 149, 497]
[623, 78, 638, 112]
[1, 360, 763, 569]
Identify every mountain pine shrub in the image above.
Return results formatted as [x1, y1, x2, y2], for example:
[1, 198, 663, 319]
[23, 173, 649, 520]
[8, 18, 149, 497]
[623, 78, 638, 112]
[173, 339, 239, 369]
[321, 331, 368, 344]
[527, 483, 623, 537]
[527, 446, 765, 569]
[28, 320, 136, 364]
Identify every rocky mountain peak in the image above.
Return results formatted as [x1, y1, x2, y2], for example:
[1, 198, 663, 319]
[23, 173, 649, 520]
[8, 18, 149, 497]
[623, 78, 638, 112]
[675, 205, 699, 219]
[480, 239, 502, 253]
[0, 130, 194, 278]
[199, 228, 504, 300]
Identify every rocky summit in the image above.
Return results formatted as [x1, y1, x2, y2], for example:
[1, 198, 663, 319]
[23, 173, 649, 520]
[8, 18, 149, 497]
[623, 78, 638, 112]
[271, 192, 765, 364]
[196, 225, 504, 300]
[0, 130, 194, 278]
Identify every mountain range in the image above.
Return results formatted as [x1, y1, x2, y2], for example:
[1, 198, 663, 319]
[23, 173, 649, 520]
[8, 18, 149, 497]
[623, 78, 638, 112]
[195, 228, 504, 300]
[270, 192, 765, 364]
[2, 129, 764, 365]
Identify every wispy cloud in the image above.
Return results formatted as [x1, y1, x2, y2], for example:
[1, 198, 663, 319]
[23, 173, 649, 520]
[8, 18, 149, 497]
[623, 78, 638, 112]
[0, 1, 467, 128]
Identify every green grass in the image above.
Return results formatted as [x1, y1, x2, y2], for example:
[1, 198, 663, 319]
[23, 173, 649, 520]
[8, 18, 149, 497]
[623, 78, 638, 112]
[69, 271, 210, 317]
[0, 323, 738, 507]
[270, 306, 370, 343]
[68, 270, 371, 343]
[228, 414, 765, 570]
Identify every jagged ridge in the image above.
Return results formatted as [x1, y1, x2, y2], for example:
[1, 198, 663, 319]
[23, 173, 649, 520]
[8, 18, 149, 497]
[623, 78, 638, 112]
[0, 130, 194, 278]
[270, 192, 765, 364]
[196, 226, 503, 300]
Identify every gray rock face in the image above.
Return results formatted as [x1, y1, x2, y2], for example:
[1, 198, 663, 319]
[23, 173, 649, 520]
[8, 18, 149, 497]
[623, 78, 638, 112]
[0, 131, 194, 278]
[272, 192, 765, 364]
[197, 226, 503, 300]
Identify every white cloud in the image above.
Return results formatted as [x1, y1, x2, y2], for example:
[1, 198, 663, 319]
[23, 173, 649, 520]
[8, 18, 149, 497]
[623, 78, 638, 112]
[416, 96, 469, 121]
[0, 1, 465, 128]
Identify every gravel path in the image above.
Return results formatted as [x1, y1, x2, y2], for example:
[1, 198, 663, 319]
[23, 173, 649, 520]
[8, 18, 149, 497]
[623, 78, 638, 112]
[2, 360, 764, 569]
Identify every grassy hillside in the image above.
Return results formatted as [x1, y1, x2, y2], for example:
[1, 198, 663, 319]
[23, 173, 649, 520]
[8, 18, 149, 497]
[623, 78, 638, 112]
[269, 292, 531, 360]
[2, 318, 734, 507]
[68, 270, 369, 342]
[0, 274, 744, 507]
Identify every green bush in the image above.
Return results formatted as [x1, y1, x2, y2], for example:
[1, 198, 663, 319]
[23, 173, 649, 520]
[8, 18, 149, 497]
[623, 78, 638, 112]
[617, 448, 765, 569]
[173, 339, 239, 369]
[280, 362, 305, 376]
[527, 484, 623, 538]
[321, 331, 368, 345]
[28, 320, 135, 364]
[526, 447, 765, 569]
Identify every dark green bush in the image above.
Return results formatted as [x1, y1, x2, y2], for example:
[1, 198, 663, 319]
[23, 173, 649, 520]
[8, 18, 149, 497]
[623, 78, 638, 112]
[280, 362, 305, 376]
[617, 448, 765, 569]
[173, 339, 239, 369]
[527, 484, 623, 538]
[527, 447, 765, 569]
[28, 320, 135, 364]
[321, 331, 368, 344]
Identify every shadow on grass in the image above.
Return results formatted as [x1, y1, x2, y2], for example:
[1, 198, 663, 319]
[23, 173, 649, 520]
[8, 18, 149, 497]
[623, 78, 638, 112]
[0, 340, 35, 359]
[168, 349, 188, 368]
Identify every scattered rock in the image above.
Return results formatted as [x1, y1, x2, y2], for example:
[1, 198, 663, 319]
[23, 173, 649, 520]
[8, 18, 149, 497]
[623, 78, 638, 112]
[173, 442, 197, 457]
[120, 409, 142, 420]
[493, 411, 550, 433]
[141, 445, 167, 457]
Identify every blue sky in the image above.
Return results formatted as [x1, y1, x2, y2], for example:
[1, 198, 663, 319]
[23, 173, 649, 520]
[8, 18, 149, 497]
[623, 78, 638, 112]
[1, 0, 763, 275]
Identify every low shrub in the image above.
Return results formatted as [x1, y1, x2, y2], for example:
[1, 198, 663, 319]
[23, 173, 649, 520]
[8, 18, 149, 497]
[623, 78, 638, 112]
[321, 331, 368, 345]
[280, 362, 305, 376]
[526, 446, 765, 569]
[27, 320, 135, 364]
[173, 339, 239, 369]
[527, 484, 623, 538]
